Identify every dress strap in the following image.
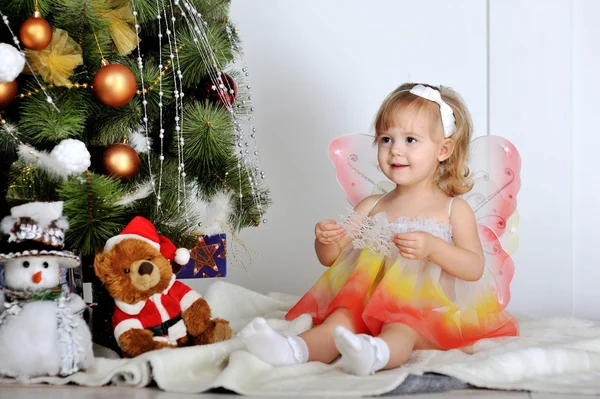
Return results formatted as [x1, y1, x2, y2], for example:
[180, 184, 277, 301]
[369, 192, 389, 214]
[447, 197, 456, 218]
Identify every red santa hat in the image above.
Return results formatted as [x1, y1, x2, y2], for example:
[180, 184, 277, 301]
[103, 216, 191, 265]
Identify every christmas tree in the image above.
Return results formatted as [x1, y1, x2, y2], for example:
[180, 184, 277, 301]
[0, 0, 271, 258]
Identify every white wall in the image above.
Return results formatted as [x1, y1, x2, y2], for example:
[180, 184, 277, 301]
[187, 0, 599, 320]
[572, 0, 600, 319]
[489, 0, 572, 317]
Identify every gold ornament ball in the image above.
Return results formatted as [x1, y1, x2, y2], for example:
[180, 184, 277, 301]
[19, 12, 53, 51]
[93, 63, 137, 107]
[102, 143, 140, 181]
[0, 80, 18, 108]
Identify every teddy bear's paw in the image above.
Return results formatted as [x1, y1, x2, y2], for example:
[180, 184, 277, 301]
[182, 298, 211, 336]
[120, 329, 175, 357]
[212, 318, 232, 343]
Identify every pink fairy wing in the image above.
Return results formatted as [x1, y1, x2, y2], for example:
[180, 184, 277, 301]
[328, 134, 393, 207]
[461, 135, 521, 308]
[478, 224, 515, 309]
[462, 135, 521, 240]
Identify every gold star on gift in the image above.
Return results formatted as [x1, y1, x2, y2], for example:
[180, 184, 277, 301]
[191, 236, 221, 276]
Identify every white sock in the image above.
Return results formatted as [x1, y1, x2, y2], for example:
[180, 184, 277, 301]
[333, 325, 390, 376]
[238, 317, 309, 366]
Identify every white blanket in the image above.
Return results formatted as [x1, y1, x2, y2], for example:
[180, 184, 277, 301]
[3, 281, 600, 396]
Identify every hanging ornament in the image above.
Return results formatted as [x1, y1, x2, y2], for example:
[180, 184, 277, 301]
[92, 60, 137, 107]
[0, 80, 17, 108]
[0, 43, 25, 83]
[25, 29, 83, 87]
[19, 10, 53, 51]
[102, 137, 140, 181]
[197, 72, 238, 108]
[50, 139, 91, 175]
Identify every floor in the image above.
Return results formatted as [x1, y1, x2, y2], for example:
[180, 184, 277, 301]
[0, 385, 597, 399]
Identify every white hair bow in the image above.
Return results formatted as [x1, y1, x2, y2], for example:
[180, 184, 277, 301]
[409, 84, 456, 137]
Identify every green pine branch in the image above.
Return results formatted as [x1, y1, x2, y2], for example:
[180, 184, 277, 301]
[181, 100, 234, 182]
[177, 24, 234, 87]
[53, 0, 110, 40]
[221, 162, 271, 230]
[6, 160, 59, 206]
[189, 0, 230, 22]
[0, 122, 23, 159]
[58, 172, 127, 256]
[18, 86, 92, 146]
[0, 0, 53, 19]
[130, 0, 159, 26]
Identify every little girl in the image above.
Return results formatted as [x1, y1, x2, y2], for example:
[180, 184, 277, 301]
[239, 83, 519, 375]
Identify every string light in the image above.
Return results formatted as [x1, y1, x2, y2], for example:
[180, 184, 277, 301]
[166, 0, 188, 218]
[129, 0, 158, 198]
[175, 0, 269, 227]
[155, 0, 166, 210]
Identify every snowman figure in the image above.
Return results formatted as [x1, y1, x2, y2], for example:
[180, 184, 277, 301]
[0, 201, 94, 378]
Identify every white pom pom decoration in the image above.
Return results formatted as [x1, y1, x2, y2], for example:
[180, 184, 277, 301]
[50, 139, 91, 175]
[0, 43, 25, 83]
[174, 248, 191, 265]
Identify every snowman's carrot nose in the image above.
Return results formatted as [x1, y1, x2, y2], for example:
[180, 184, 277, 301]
[32, 271, 42, 284]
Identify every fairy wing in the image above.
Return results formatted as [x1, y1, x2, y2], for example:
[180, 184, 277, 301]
[328, 133, 521, 309]
[461, 135, 521, 308]
[328, 134, 392, 207]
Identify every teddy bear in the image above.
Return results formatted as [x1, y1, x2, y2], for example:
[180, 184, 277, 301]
[94, 216, 232, 358]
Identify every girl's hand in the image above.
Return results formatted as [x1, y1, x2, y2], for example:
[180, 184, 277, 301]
[393, 231, 436, 260]
[315, 220, 346, 245]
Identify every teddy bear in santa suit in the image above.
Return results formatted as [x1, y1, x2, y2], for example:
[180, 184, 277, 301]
[95, 216, 231, 357]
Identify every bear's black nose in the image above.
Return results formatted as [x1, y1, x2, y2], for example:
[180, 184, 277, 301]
[138, 262, 154, 276]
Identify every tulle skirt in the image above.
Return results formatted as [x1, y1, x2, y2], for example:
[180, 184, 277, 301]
[285, 246, 518, 349]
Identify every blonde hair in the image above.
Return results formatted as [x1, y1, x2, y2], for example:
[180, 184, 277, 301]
[373, 82, 474, 196]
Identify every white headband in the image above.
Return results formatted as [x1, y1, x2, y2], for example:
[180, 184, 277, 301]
[408, 84, 456, 137]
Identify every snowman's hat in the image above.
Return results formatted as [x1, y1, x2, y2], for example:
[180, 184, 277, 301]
[0, 201, 80, 268]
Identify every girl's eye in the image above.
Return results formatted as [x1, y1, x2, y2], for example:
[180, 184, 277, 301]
[380, 136, 391, 144]
[406, 137, 417, 144]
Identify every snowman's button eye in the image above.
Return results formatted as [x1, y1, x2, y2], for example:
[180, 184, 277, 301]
[43, 262, 49, 268]
[22, 261, 30, 268]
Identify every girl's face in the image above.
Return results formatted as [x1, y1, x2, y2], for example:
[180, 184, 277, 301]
[377, 108, 446, 188]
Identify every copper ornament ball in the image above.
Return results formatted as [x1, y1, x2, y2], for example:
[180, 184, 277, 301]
[102, 143, 140, 181]
[19, 11, 53, 51]
[92, 62, 137, 107]
[0, 80, 18, 108]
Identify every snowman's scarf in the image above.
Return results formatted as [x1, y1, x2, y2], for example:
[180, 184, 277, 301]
[3, 285, 63, 303]
[0, 286, 83, 376]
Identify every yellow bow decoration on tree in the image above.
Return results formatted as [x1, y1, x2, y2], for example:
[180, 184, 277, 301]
[25, 29, 83, 88]
[106, 0, 139, 56]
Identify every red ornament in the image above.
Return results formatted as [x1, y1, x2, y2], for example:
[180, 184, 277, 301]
[197, 72, 237, 107]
